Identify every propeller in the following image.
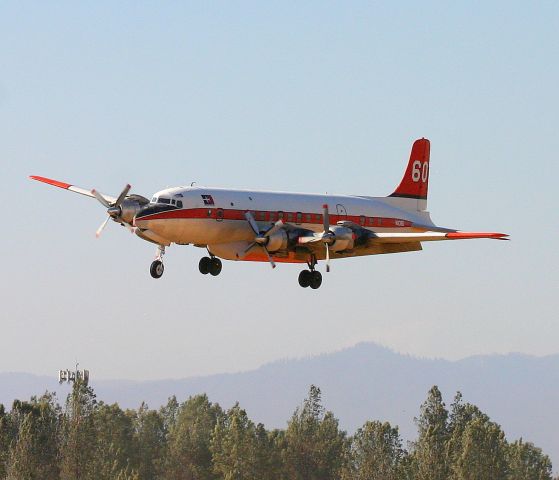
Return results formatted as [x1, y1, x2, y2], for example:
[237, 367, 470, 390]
[244, 212, 284, 269]
[322, 204, 333, 272]
[91, 184, 135, 238]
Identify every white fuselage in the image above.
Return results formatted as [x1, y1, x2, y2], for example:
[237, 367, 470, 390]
[133, 185, 433, 263]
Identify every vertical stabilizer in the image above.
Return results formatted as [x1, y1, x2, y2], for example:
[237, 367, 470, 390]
[388, 138, 430, 212]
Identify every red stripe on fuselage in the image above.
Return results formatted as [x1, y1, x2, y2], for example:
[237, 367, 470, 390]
[137, 207, 413, 229]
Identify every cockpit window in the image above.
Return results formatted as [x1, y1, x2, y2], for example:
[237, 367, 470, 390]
[159, 198, 171, 204]
[177, 200, 183, 208]
[151, 197, 157, 203]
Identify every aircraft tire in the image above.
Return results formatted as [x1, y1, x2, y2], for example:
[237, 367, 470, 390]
[150, 260, 164, 279]
[209, 258, 222, 276]
[199, 257, 211, 275]
[298, 270, 312, 288]
[309, 271, 322, 289]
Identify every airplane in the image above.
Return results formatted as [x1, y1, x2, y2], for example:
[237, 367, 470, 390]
[30, 138, 508, 289]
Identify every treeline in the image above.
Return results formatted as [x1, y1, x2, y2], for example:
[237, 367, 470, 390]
[0, 382, 554, 480]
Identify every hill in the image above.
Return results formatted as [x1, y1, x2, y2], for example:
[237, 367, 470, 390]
[2, 343, 557, 466]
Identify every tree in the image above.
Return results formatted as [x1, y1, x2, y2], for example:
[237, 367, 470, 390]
[454, 416, 508, 480]
[163, 394, 223, 480]
[5, 393, 61, 480]
[507, 438, 553, 480]
[133, 402, 166, 480]
[412, 386, 449, 480]
[90, 402, 138, 479]
[348, 420, 405, 480]
[59, 380, 98, 480]
[284, 385, 346, 480]
[211, 403, 259, 479]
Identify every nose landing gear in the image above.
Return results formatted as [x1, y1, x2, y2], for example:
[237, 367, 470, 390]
[199, 256, 222, 276]
[150, 245, 166, 279]
[298, 255, 323, 289]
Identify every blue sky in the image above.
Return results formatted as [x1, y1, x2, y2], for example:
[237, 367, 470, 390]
[1, 1, 557, 379]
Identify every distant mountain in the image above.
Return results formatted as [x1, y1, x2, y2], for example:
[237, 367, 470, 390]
[2, 343, 558, 467]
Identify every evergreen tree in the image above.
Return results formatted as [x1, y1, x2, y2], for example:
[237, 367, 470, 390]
[507, 438, 553, 480]
[91, 402, 138, 479]
[412, 386, 449, 480]
[59, 380, 98, 480]
[5, 394, 61, 480]
[454, 416, 508, 479]
[211, 403, 258, 480]
[163, 394, 222, 480]
[284, 385, 346, 480]
[0, 403, 14, 479]
[133, 402, 166, 480]
[348, 420, 405, 480]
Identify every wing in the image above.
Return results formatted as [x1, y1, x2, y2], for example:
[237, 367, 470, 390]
[29, 175, 117, 203]
[369, 231, 509, 243]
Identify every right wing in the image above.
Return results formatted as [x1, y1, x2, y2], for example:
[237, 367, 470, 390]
[29, 175, 117, 203]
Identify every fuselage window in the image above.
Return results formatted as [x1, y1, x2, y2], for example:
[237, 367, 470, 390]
[278, 211, 284, 220]
[257, 211, 265, 221]
[269, 212, 277, 221]
[305, 213, 312, 222]
[316, 214, 322, 222]
[378, 218, 382, 226]
[287, 212, 293, 222]
[360, 215, 366, 226]
[216, 208, 224, 221]
[296, 212, 302, 224]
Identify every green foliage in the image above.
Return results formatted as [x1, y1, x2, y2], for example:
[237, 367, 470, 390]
[284, 385, 347, 480]
[508, 438, 553, 480]
[0, 383, 554, 480]
[163, 394, 223, 480]
[347, 420, 405, 480]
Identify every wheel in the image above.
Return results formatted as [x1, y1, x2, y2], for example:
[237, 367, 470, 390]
[150, 260, 164, 279]
[309, 271, 322, 289]
[209, 257, 222, 276]
[199, 257, 211, 275]
[298, 270, 312, 288]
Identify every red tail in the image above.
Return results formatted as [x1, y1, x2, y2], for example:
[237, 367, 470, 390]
[390, 138, 430, 200]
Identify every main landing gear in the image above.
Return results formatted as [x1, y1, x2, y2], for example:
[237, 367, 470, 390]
[298, 255, 323, 289]
[150, 245, 166, 279]
[199, 256, 222, 276]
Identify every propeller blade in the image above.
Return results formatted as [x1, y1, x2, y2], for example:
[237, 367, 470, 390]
[244, 211, 260, 236]
[244, 241, 257, 254]
[323, 204, 330, 232]
[325, 243, 331, 272]
[264, 219, 284, 238]
[95, 216, 111, 238]
[91, 189, 111, 208]
[114, 184, 131, 207]
[260, 246, 276, 269]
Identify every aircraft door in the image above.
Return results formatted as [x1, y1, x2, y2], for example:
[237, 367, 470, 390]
[336, 204, 347, 221]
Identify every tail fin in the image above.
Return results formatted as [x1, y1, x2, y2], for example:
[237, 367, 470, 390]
[388, 138, 430, 211]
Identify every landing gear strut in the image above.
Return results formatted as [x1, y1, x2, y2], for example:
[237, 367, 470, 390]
[199, 256, 222, 276]
[298, 255, 322, 289]
[150, 245, 166, 279]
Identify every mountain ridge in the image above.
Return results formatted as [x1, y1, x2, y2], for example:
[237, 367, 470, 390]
[1, 342, 557, 467]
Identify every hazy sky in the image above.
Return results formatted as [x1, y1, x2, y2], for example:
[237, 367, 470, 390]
[1, 1, 557, 380]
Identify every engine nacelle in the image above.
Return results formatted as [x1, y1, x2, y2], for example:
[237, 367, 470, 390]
[329, 226, 354, 252]
[119, 199, 143, 223]
[265, 230, 288, 252]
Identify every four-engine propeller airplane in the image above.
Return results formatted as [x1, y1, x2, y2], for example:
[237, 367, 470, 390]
[30, 138, 508, 289]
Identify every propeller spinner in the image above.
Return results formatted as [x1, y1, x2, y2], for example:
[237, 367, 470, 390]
[92, 184, 134, 238]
